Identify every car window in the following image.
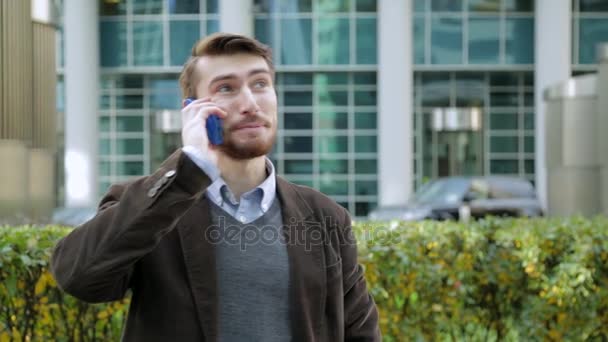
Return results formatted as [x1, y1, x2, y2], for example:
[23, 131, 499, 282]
[413, 178, 470, 204]
[488, 178, 536, 199]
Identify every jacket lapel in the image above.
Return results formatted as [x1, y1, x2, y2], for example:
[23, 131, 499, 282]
[177, 195, 219, 341]
[276, 177, 326, 341]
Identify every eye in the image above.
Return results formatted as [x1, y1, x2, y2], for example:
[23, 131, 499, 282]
[217, 84, 233, 93]
[252, 80, 268, 89]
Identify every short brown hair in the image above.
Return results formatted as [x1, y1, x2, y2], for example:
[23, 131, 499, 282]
[178, 32, 274, 99]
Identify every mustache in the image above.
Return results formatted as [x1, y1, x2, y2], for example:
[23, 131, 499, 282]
[229, 116, 271, 130]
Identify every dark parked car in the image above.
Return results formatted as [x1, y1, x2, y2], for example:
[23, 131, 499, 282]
[367, 176, 543, 221]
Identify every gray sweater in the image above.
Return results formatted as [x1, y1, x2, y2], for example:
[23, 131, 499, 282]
[209, 198, 292, 341]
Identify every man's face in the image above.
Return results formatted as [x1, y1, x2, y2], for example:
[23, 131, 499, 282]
[194, 53, 277, 160]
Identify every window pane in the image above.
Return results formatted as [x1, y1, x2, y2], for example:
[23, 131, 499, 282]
[579, 19, 608, 64]
[505, 18, 534, 64]
[318, 136, 348, 153]
[133, 21, 164, 66]
[284, 91, 313, 106]
[354, 72, 376, 85]
[100, 138, 111, 155]
[117, 161, 144, 176]
[356, 201, 376, 217]
[356, 0, 377, 12]
[319, 91, 348, 106]
[468, 0, 500, 11]
[355, 112, 376, 129]
[504, 0, 533, 12]
[116, 116, 144, 132]
[255, 18, 276, 48]
[431, 17, 463, 64]
[320, 159, 348, 173]
[116, 75, 143, 88]
[414, 0, 426, 12]
[99, 161, 111, 176]
[284, 113, 313, 129]
[281, 19, 312, 65]
[490, 72, 519, 86]
[431, 0, 462, 11]
[357, 18, 377, 64]
[318, 18, 350, 65]
[468, 18, 499, 64]
[100, 0, 127, 15]
[170, 20, 199, 66]
[318, 112, 348, 129]
[168, 0, 199, 13]
[100, 95, 111, 109]
[490, 159, 518, 174]
[525, 159, 534, 173]
[317, 0, 349, 12]
[100, 21, 128, 67]
[355, 159, 377, 174]
[258, 0, 312, 13]
[207, 0, 219, 13]
[490, 113, 518, 130]
[355, 181, 377, 195]
[314, 72, 348, 85]
[100, 117, 110, 132]
[207, 19, 219, 34]
[414, 16, 425, 64]
[320, 179, 348, 195]
[133, 0, 162, 14]
[283, 73, 313, 85]
[117, 138, 144, 155]
[285, 136, 313, 152]
[524, 112, 534, 130]
[285, 159, 313, 174]
[490, 92, 518, 106]
[355, 135, 377, 153]
[150, 78, 180, 109]
[116, 95, 143, 109]
[490, 136, 518, 153]
[524, 136, 534, 153]
[355, 90, 377, 106]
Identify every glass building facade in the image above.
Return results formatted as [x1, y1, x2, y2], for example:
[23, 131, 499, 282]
[56, 0, 608, 217]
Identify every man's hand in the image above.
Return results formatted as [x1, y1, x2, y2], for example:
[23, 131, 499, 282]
[181, 98, 228, 166]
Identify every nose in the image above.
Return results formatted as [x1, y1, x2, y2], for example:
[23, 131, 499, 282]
[237, 87, 261, 116]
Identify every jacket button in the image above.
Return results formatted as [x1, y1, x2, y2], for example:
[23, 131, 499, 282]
[165, 170, 176, 178]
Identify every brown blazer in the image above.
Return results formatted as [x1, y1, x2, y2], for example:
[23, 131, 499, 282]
[51, 149, 381, 341]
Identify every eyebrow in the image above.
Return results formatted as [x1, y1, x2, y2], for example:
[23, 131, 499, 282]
[209, 68, 271, 85]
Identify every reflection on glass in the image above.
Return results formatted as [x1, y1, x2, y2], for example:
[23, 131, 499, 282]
[490, 159, 518, 174]
[284, 113, 313, 129]
[315, 72, 348, 85]
[414, 16, 425, 64]
[133, 0, 163, 14]
[318, 18, 350, 64]
[117, 161, 144, 176]
[318, 91, 348, 106]
[468, 0, 500, 11]
[356, 18, 377, 64]
[579, 19, 608, 64]
[170, 20, 199, 65]
[284, 91, 313, 106]
[431, 17, 463, 64]
[281, 19, 312, 65]
[490, 136, 518, 153]
[355, 90, 376, 106]
[317, 0, 349, 12]
[167, 0, 199, 13]
[100, 21, 128, 67]
[150, 78, 179, 109]
[505, 18, 534, 64]
[133, 21, 164, 66]
[284, 136, 313, 152]
[317, 136, 348, 153]
[318, 112, 348, 129]
[320, 159, 348, 173]
[468, 18, 499, 64]
[355, 135, 377, 153]
[319, 179, 348, 195]
[285, 160, 313, 174]
[431, 0, 462, 12]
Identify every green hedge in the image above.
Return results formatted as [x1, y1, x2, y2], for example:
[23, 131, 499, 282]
[2, 217, 608, 341]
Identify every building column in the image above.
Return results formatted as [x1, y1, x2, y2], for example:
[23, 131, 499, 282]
[219, 0, 253, 37]
[378, 0, 413, 206]
[535, 0, 571, 210]
[64, 0, 99, 207]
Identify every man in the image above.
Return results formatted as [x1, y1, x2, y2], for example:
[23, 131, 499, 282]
[51, 32, 381, 341]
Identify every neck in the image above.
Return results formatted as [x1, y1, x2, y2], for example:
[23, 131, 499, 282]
[217, 155, 268, 200]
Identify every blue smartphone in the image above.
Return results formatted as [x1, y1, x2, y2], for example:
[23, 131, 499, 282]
[183, 97, 223, 145]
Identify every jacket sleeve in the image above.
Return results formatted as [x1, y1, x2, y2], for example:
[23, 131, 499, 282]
[50, 151, 210, 303]
[339, 207, 382, 341]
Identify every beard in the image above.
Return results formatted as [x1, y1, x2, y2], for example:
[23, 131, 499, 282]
[218, 122, 276, 160]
